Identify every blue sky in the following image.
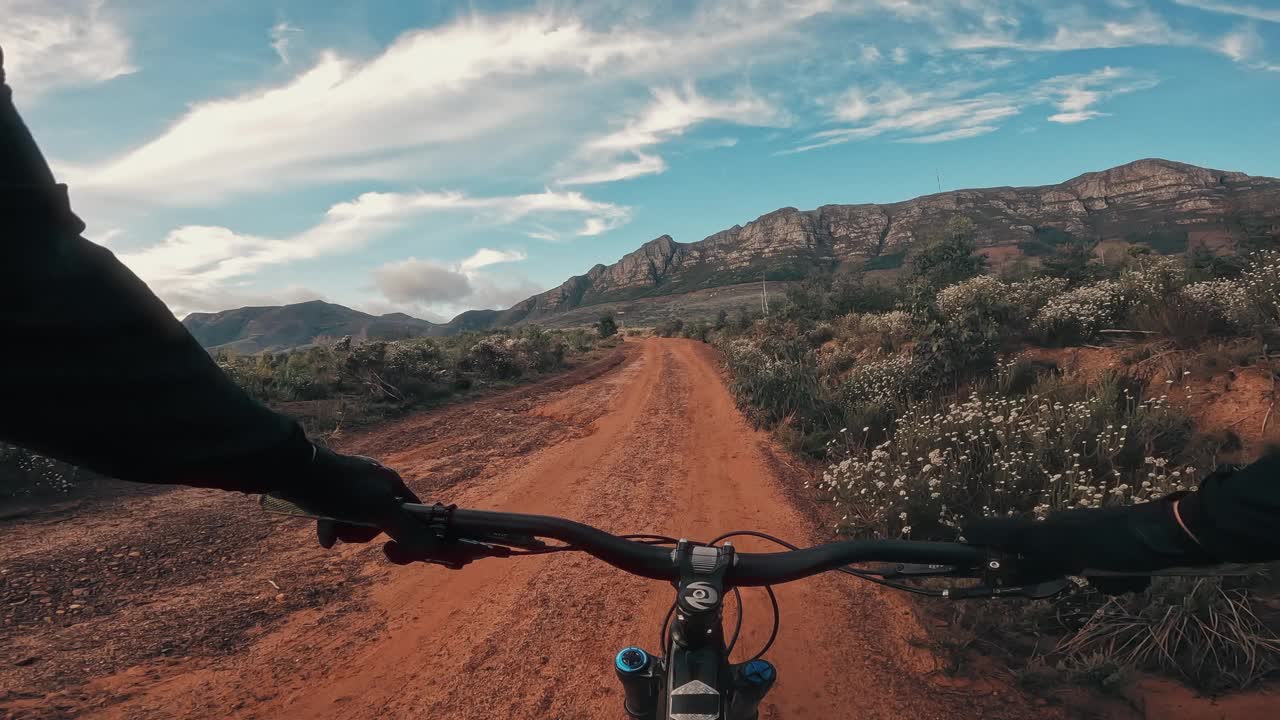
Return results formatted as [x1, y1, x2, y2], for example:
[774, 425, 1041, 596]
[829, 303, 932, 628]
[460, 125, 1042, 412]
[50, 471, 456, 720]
[5, 0, 1279, 321]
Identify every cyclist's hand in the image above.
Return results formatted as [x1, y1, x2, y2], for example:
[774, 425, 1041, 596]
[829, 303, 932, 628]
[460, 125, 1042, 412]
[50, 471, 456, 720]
[963, 498, 1213, 591]
[280, 446, 437, 562]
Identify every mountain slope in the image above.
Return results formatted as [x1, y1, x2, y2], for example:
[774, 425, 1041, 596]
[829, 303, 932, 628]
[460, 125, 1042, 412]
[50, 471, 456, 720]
[184, 159, 1280, 349]
[183, 300, 442, 353]
[483, 158, 1279, 327]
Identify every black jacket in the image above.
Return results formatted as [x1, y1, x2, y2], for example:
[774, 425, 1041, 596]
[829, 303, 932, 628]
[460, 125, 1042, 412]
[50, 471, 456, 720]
[0, 58, 1276, 562]
[1, 67, 310, 494]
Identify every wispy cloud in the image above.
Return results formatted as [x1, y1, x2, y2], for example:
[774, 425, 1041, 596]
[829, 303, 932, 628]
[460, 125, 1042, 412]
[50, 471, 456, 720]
[1174, 0, 1280, 23]
[0, 0, 135, 102]
[270, 20, 302, 64]
[789, 82, 1020, 151]
[947, 10, 1190, 53]
[1038, 66, 1159, 123]
[66, 13, 665, 204]
[560, 153, 668, 185]
[792, 64, 1159, 151]
[118, 189, 622, 314]
[559, 84, 788, 185]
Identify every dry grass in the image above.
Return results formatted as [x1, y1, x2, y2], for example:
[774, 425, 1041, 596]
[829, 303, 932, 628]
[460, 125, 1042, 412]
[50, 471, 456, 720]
[1057, 576, 1280, 692]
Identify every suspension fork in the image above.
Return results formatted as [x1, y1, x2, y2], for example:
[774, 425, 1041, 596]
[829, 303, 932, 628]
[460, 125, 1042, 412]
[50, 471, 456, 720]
[614, 541, 776, 720]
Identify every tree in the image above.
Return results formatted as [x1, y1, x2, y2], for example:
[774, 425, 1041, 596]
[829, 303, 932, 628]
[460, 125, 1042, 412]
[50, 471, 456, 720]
[714, 309, 729, 331]
[907, 216, 987, 303]
[1041, 242, 1101, 286]
[597, 313, 618, 338]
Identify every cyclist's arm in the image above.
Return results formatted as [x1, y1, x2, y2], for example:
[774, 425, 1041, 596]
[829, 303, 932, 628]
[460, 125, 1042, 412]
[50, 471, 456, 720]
[1175, 451, 1280, 564]
[0, 52, 312, 493]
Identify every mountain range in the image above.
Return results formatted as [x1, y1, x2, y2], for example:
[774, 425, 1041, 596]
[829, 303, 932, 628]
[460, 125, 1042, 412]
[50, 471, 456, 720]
[183, 158, 1280, 352]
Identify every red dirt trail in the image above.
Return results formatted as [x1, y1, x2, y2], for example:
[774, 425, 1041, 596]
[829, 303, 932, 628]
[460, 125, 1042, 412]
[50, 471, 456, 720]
[4, 338, 1197, 719]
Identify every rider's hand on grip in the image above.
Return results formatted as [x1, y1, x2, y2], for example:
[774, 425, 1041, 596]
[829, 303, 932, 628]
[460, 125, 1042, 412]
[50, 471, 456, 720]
[963, 497, 1215, 593]
[279, 446, 437, 563]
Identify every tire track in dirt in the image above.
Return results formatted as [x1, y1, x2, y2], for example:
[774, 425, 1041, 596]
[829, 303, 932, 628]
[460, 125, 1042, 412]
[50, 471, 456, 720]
[5, 339, 1055, 719]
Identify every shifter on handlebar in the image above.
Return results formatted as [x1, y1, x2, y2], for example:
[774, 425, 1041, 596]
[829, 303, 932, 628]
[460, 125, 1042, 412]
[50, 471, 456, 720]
[259, 495, 545, 569]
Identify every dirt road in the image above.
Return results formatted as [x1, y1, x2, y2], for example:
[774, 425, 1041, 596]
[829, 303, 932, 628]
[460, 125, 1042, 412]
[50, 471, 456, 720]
[3, 339, 1052, 719]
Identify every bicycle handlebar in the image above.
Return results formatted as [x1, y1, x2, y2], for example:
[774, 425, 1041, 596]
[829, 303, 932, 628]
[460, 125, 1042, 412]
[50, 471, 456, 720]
[443, 506, 988, 586]
[260, 496, 991, 586]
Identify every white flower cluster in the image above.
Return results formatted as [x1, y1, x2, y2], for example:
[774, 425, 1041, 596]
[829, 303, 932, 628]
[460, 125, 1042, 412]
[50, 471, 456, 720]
[935, 275, 1006, 320]
[1117, 255, 1186, 307]
[934, 275, 1068, 325]
[836, 310, 914, 350]
[1180, 280, 1254, 329]
[821, 383, 1189, 537]
[838, 353, 916, 408]
[1031, 280, 1128, 339]
[1007, 277, 1070, 317]
[1240, 249, 1280, 326]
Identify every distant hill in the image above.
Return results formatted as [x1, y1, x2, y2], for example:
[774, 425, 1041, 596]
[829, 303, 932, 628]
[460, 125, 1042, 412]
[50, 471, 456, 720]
[184, 159, 1280, 350]
[182, 300, 442, 353]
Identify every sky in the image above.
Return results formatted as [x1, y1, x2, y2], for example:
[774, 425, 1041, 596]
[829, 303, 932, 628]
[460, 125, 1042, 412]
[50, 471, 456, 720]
[4, 0, 1279, 322]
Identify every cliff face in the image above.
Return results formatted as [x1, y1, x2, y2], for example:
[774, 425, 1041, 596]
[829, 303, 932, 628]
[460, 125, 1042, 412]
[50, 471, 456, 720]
[483, 159, 1278, 326]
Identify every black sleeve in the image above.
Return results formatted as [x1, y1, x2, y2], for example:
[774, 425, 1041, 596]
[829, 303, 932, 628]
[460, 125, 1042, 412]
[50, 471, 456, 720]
[0, 59, 313, 494]
[1176, 451, 1280, 564]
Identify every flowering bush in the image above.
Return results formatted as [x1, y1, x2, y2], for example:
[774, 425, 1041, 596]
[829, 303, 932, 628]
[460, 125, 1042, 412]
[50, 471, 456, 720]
[1179, 280, 1254, 330]
[1117, 255, 1186, 307]
[1007, 276, 1069, 318]
[836, 353, 917, 410]
[818, 369, 1197, 538]
[935, 275, 1008, 321]
[1240, 249, 1280, 327]
[1031, 280, 1129, 343]
[835, 310, 914, 351]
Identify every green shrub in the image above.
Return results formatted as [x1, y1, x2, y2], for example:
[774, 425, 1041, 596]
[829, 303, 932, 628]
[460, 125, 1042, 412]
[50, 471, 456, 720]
[597, 313, 619, 338]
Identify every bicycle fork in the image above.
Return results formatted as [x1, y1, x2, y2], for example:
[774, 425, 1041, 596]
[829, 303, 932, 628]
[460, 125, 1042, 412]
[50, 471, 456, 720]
[614, 647, 776, 720]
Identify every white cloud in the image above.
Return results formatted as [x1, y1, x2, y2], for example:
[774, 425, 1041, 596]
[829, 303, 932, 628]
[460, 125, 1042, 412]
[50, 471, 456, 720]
[372, 247, 538, 315]
[861, 44, 882, 63]
[793, 82, 1020, 150]
[67, 13, 666, 204]
[946, 9, 1190, 53]
[793, 65, 1159, 150]
[118, 188, 622, 314]
[64, 4, 830, 204]
[897, 125, 999, 143]
[1217, 26, 1264, 62]
[459, 248, 528, 272]
[0, 0, 135, 102]
[1037, 66, 1159, 124]
[559, 84, 788, 185]
[270, 21, 302, 64]
[373, 258, 473, 304]
[560, 153, 668, 185]
[1047, 111, 1104, 124]
[1174, 0, 1280, 23]
[891, 46, 909, 64]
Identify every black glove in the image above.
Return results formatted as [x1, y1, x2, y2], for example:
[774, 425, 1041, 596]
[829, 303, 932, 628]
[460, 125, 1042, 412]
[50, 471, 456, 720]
[278, 445, 438, 563]
[963, 497, 1216, 589]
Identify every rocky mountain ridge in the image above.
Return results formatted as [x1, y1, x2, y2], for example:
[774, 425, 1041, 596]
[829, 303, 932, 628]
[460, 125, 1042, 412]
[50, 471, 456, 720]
[456, 158, 1279, 328]
[185, 159, 1280, 349]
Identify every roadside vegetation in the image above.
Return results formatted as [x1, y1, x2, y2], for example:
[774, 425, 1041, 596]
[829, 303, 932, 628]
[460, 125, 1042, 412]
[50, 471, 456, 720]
[1, 327, 616, 503]
[698, 219, 1280, 695]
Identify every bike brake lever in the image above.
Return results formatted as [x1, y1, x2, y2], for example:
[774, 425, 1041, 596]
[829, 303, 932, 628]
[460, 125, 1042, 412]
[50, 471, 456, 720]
[944, 578, 1073, 600]
[874, 563, 962, 579]
[424, 539, 514, 570]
